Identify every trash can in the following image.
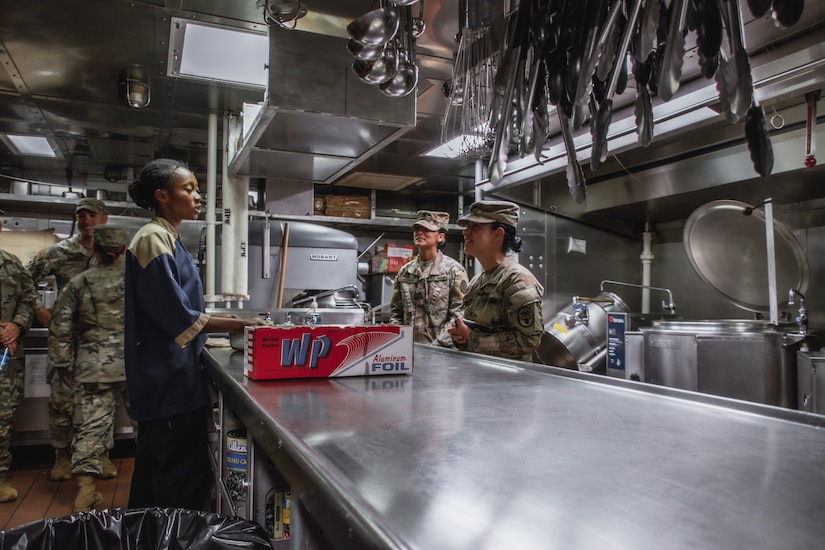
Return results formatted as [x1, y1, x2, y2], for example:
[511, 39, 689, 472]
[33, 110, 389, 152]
[0, 507, 273, 549]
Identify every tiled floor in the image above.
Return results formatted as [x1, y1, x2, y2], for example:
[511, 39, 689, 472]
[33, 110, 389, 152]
[0, 441, 134, 531]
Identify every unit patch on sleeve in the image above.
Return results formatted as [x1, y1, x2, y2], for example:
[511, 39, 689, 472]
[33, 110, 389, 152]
[517, 306, 534, 328]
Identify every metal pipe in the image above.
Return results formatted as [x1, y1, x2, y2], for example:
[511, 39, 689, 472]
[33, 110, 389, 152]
[641, 223, 654, 313]
[291, 284, 359, 306]
[221, 115, 237, 307]
[764, 198, 779, 325]
[581, 347, 608, 373]
[600, 280, 675, 313]
[358, 233, 385, 262]
[473, 161, 484, 276]
[204, 110, 218, 305]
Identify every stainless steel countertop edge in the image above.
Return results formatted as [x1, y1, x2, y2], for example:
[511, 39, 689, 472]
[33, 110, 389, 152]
[202, 349, 414, 550]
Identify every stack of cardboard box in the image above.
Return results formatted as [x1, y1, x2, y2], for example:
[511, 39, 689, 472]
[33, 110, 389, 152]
[370, 243, 414, 273]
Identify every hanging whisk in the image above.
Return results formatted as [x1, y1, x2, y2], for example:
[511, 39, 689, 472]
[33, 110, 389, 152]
[441, 0, 498, 158]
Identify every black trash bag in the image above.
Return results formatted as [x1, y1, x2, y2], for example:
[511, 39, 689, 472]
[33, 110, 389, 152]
[0, 507, 273, 550]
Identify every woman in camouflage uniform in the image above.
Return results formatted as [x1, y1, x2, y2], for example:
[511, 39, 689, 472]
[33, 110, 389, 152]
[390, 210, 468, 347]
[50, 225, 129, 512]
[0, 212, 37, 502]
[26, 197, 114, 481]
[448, 201, 544, 361]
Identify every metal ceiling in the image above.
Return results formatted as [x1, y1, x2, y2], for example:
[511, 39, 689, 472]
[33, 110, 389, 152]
[0, 0, 477, 198]
[0, 0, 824, 229]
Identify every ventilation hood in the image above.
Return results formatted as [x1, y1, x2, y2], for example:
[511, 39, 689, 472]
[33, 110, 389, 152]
[228, 27, 416, 184]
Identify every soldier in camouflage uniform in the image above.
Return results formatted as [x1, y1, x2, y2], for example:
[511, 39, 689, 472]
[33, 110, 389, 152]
[0, 209, 38, 502]
[448, 201, 544, 361]
[390, 211, 468, 348]
[50, 225, 129, 512]
[25, 197, 114, 481]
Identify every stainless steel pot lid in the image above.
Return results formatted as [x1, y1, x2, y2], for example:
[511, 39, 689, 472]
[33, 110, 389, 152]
[683, 200, 809, 312]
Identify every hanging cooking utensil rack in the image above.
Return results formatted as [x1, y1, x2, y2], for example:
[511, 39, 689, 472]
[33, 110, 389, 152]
[441, 0, 498, 158]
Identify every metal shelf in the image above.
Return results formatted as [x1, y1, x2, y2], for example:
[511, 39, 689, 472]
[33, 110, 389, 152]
[0, 193, 151, 218]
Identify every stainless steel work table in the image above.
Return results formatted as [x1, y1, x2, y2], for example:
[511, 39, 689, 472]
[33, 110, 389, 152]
[203, 344, 825, 549]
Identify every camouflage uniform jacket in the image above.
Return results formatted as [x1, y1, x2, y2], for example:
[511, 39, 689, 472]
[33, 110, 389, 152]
[390, 251, 468, 347]
[49, 261, 125, 383]
[0, 249, 37, 360]
[26, 235, 96, 301]
[461, 256, 544, 361]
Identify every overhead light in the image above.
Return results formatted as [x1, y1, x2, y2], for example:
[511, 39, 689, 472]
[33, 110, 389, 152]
[119, 65, 151, 109]
[257, 0, 307, 30]
[0, 134, 60, 158]
[168, 18, 268, 87]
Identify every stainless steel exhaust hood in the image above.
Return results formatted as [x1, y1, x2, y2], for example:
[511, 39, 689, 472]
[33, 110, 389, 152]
[228, 28, 416, 183]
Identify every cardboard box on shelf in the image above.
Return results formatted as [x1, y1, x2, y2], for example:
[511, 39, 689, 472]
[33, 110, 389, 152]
[313, 197, 325, 215]
[323, 195, 371, 219]
[370, 254, 413, 274]
[377, 243, 414, 258]
[244, 324, 414, 380]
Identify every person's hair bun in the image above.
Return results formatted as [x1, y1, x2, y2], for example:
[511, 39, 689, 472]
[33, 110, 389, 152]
[128, 177, 153, 209]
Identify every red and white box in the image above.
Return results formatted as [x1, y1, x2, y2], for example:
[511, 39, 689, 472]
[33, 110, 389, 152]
[243, 325, 414, 381]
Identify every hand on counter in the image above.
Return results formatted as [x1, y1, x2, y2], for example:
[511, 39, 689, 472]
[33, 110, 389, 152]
[205, 313, 271, 334]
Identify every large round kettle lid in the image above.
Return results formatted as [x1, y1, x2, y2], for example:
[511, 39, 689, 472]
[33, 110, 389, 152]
[683, 200, 809, 312]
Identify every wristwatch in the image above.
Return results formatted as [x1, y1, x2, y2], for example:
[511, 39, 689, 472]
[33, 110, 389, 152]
[11, 322, 25, 338]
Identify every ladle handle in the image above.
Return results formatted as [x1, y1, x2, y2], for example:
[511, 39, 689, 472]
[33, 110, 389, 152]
[276, 222, 290, 309]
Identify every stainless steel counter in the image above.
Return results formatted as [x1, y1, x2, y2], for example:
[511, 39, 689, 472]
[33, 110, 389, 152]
[203, 344, 825, 550]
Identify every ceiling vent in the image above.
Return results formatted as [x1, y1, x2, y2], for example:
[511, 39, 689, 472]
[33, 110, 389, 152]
[335, 171, 424, 191]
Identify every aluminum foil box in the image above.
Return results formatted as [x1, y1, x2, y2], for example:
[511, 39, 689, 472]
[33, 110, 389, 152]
[244, 325, 413, 380]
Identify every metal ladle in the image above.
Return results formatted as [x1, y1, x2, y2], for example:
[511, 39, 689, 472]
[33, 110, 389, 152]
[346, 5, 400, 47]
[347, 38, 384, 61]
[379, 5, 418, 97]
[410, 0, 425, 38]
[352, 45, 399, 85]
[380, 51, 418, 97]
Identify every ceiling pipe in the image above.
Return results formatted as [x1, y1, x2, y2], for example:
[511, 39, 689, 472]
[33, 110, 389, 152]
[204, 110, 218, 306]
[221, 113, 238, 307]
[641, 223, 654, 313]
[227, 114, 250, 306]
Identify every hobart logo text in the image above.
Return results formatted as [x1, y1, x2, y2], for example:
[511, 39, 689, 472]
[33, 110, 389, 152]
[309, 253, 338, 261]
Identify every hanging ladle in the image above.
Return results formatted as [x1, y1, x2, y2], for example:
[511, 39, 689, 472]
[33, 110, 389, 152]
[410, 0, 425, 38]
[347, 39, 384, 61]
[346, 4, 400, 47]
[352, 44, 399, 85]
[380, 49, 418, 97]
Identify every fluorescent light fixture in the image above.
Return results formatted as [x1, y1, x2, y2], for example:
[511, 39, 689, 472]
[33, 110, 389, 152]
[0, 134, 60, 158]
[168, 18, 268, 87]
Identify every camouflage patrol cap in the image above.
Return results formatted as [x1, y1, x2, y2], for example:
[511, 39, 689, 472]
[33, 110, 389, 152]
[75, 197, 108, 214]
[93, 225, 127, 249]
[457, 200, 519, 228]
[412, 210, 450, 232]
